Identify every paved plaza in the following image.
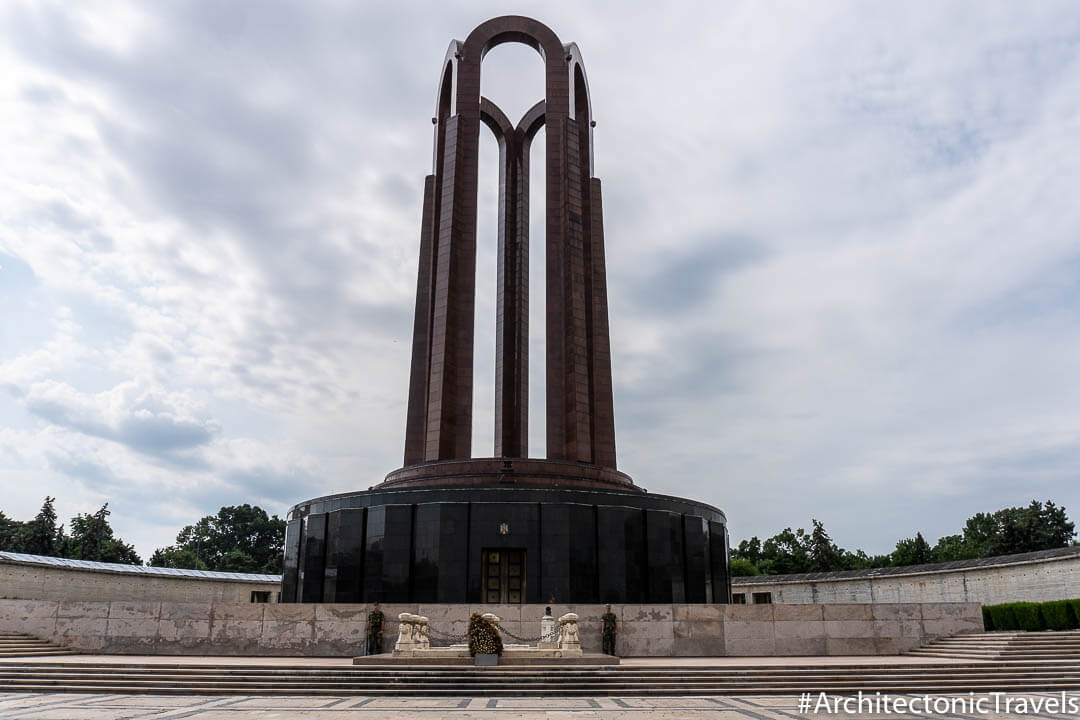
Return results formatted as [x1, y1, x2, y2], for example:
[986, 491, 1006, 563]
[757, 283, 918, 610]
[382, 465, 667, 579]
[1, 692, 1073, 719]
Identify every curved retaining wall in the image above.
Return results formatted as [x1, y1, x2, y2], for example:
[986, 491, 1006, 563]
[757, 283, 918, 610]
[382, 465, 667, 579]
[732, 547, 1080, 604]
[0, 556, 279, 603]
[0, 600, 981, 657]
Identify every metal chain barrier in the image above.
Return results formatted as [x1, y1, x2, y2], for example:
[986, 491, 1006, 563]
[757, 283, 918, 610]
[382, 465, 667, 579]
[424, 624, 555, 645]
[425, 626, 469, 645]
[499, 626, 556, 644]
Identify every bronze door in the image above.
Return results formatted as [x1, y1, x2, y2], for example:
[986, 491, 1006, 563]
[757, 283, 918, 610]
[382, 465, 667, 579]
[482, 549, 525, 603]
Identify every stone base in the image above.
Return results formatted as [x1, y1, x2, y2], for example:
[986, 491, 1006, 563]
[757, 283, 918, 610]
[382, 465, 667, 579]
[354, 646, 618, 666]
[283, 485, 729, 604]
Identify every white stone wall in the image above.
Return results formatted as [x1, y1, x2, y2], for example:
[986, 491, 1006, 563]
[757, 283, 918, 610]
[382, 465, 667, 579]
[0, 599, 982, 657]
[0, 561, 279, 603]
[733, 553, 1080, 605]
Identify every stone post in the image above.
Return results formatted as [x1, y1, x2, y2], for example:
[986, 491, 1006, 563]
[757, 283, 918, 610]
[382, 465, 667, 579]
[416, 615, 430, 650]
[558, 612, 580, 651]
[539, 614, 557, 649]
[395, 613, 422, 652]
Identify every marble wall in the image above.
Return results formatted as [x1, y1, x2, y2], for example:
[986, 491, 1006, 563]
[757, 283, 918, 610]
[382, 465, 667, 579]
[732, 550, 1080, 605]
[0, 600, 982, 657]
[0, 561, 279, 603]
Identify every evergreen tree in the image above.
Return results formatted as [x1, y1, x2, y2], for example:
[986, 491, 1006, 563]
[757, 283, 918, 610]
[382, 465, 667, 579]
[806, 519, 843, 572]
[68, 504, 141, 564]
[24, 497, 62, 557]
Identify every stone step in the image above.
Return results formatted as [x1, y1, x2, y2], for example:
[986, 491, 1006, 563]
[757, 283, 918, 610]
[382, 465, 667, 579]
[4, 667, 1078, 678]
[0, 633, 73, 657]
[7, 662, 1080, 675]
[9, 663, 1080, 673]
[4, 682, 1080, 696]
[934, 643, 1080, 648]
[2, 662, 1080, 697]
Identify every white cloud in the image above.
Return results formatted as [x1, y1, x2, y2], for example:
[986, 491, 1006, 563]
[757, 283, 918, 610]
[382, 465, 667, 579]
[0, 0, 1078, 559]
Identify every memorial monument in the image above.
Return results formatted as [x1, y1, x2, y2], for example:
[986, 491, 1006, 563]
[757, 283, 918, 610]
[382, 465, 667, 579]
[281, 16, 731, 605]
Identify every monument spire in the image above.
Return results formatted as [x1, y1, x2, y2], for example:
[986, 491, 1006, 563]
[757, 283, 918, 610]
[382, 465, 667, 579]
[403, 16, 617, 469]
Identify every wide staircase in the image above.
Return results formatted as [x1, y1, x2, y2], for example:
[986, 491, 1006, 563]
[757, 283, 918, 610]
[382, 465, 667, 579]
[0, 633, 73, 658]
[0, 659, 1079, 695]
[909, 630, 1080, 660]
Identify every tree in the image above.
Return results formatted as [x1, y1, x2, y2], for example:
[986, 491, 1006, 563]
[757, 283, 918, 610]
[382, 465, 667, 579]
[734, 537, 763, 567]
[0, 511, 26, 553]
[992, 500, 1074, 555]
[161, 505, 285, 574]
[67, 504, 142, 564]
[729, 557, 761, 576]
[931, 533, 979, 563]
[806, 519, 843, 572]
[760, 527, 810, 575]
[892, 532, 933, 567]
[148, 547, 207, 570]
[24, 497, 62, 557]
[961, 512, 999, 557]
[956, 500, 1074, 558]
[839, 549, 891, 571]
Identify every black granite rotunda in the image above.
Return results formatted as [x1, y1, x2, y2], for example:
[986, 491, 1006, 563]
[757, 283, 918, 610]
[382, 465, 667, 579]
[280, 16, 731, 605]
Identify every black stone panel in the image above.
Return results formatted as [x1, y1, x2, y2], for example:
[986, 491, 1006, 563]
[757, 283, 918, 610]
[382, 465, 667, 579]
[412, 503, 440, 602]
[468, 502, 541, 603]
[281, 518, 301, 603]
[362, 506, 385, 602]
[382, 504, 413, 602]
[436, 503, 469, 602]
[412, 503, 469, 602]
[709, 520, 731, 603]
[298, 513, 327, 603]
[702, 516, 714, 604]
[683, 515, 708, 604]
[568, 504, 598, 603]
[282, 486, 729, 604]
[324, 508, 366, 603]
[539, 503, 570, 603]
[597, 506, 637, 603]
[645, 509, 685, 603]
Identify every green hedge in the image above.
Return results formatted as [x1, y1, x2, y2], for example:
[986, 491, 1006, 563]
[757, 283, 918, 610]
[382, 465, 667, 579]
[1041, 600, 1075, 631]
[1070, 600, 1080, 628]
[1013, 602, 1046, 631]
[981, 599, 1079, 631]
[987, 603, 1017, 631]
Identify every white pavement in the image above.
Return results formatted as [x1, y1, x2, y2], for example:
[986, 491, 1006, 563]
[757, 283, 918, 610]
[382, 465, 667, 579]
[0, 692, 1070, 719]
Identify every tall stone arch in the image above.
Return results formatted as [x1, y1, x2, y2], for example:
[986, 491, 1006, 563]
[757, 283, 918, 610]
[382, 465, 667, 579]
[404, 15, 617, 471]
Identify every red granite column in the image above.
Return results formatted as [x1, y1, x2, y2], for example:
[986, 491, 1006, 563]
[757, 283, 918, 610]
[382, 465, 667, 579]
[424, 113, 477, 461]
[587, 178, 617, 468]
[403, 174, 437, 466]
[557, 117, 593, 463]
[483, 100, 530, 459]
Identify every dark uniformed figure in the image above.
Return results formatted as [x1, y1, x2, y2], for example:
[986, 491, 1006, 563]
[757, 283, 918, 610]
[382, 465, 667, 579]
[601, 605, 617, 656]
[366, 603, 384, 655]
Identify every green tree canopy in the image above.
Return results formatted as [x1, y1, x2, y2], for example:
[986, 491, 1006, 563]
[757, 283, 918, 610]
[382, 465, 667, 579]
[729, 556, 761, 577]
[730, 499, 1075, 576]
[806, 518, 844, 572]
[891, 532, 933, 566]
[65, 504, 142, 564]
[148, 547, 207, 570]
[151, 504, 285, 574]
[24, 496, 61, 557]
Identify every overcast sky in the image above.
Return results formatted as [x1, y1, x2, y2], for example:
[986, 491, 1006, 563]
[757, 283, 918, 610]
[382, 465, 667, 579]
[2, 1, 1079, 562]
